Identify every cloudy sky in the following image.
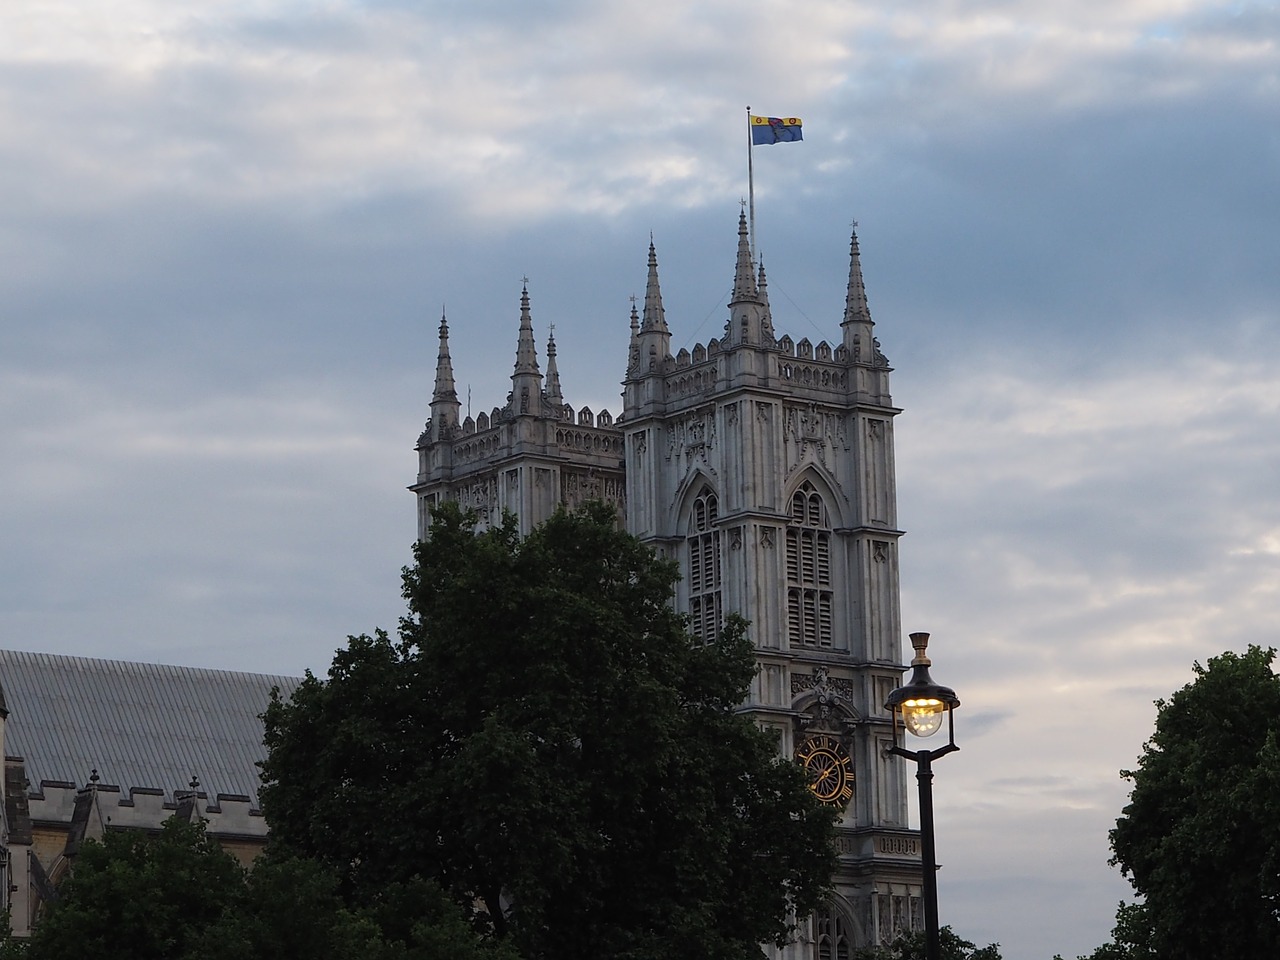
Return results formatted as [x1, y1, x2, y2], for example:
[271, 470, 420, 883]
[2, 0, 1277, 956]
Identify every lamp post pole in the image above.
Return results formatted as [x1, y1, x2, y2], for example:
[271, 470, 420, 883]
[884, 632, 960, 960]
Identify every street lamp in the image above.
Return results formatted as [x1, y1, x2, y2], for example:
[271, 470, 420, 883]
[884, 632, 960, 960]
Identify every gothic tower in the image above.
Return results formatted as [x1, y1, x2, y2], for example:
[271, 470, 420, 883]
[413, 217, 923, 954]
[621, 214, 922, 954]
[411, 290, 625, 537]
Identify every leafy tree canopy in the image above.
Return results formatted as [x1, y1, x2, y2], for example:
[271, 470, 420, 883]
[15, 816, 512, 960]
[853, 925, 1001, 960]
[1104, 645, 1280, 959]
[1061, 901, 1156, 960]
[260, 501, 837, 960]
[23, 816, 244, 960]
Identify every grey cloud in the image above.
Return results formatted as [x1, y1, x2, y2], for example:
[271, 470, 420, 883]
[2, 2, 1279, 958]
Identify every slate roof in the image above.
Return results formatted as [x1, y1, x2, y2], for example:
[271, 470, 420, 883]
[0, 650, 300, 807]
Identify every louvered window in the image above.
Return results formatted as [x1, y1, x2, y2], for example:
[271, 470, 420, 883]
[687, 489, 722, 641]
[786, 482, 833, 648]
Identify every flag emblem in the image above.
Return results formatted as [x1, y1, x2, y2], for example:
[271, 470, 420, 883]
[750, 115, 803, 145]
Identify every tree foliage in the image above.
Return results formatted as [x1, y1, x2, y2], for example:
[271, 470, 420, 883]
[1105, 645, 1280, 959]
[852, 925, 1001, 960]
[1063, 902, 1156, 960]
[260, 501, 837, 960]
[19, 816, 511, 960]
[25, 817, 244, 960]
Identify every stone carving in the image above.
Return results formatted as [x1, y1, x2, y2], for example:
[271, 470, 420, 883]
[872, 337, 889, 368]
[669, 409, 716, 464]
[791, 663, 855, 703]
[793, 665, 857, 735]
[456, 476, 498, 522]
[561, 469, 626, 511]
[784, 403, 835, 467]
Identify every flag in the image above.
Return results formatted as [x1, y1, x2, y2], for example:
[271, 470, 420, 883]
[751, 115, 803, 145]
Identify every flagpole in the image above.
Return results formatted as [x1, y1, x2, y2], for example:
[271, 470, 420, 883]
[746, 105, 756, 262]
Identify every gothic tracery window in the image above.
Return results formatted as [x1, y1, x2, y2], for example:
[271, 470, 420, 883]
[815, 902, 852, 960]
[687, 488, 722, 641]
[786, 482, 833, 648]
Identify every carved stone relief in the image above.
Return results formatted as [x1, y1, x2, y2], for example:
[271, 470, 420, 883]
[456, 475, 498, 523]
[791, 663, 855, 703]
[783, 402, 838, 469]
[561, 469, 626, 512]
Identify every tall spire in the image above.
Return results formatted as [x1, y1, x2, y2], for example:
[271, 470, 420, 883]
[726, 211, 767, 347]
[432, 309, 458, 404]
[510, 281, 543, 416]
[544, 324, 563, 411]
[627, 297, 641, 376]
[635, 239, 672, 375]
[641, 237, 669, 334]
[429, 308, 461, 440]
[842, 225, 873, 327]
[841, 222, 884, 365]
[757, 258, 775, 344]
[730, 209, 758, 303]
[513, 282, 542, 375]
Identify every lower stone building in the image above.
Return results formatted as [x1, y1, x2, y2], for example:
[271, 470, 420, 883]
[0, 649, 296, 935]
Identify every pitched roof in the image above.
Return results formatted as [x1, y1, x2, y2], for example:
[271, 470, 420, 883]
[0, 649, 299, 807]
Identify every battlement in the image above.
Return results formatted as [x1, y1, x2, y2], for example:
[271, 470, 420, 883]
[27, 778, 268, 839]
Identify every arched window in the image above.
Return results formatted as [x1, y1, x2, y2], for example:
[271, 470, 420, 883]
[814, 902, 853, 960]
[687, 488, 722, 641]
[786, 482, 833, 648]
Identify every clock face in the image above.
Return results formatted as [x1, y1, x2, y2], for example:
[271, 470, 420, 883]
[796, 734, 855, 807]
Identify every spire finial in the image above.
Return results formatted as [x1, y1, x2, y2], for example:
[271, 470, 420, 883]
[757, 256, 774, 343]
[641, 238, 669, 334]
[432, 307, 458, 405]
[842, 221, 873, 327]
[544, 321, 562, 408]
[510, 282, 543, 415]
[730, 209, 758, 302]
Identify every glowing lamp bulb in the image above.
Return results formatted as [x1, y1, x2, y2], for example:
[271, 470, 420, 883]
[901, 698, 946, 738]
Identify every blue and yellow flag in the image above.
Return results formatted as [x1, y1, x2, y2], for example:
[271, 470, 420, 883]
[751, 115, 803, 145]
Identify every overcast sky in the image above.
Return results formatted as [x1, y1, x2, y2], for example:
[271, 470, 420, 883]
[2, 1, 1278, 957]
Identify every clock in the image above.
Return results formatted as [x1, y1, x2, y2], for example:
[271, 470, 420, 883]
[796, 734, 855, 807]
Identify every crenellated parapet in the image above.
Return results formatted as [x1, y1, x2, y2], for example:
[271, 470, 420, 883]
[4, 765, 270, 937]
[26, 777, 268, 842]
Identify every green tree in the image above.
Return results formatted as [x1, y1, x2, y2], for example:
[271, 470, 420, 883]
[197, 856, 517, 960]
[1105, 645, 1280, 959]
[853, 925, 1001, 960]
[260, 501, 836, 960]
[24, 817, 244, 960]
[21, 815, 509, 960]
[1063, 901, 1156, 960]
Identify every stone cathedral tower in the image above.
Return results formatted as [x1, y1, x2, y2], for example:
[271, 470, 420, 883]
[412, 215, 924, 954]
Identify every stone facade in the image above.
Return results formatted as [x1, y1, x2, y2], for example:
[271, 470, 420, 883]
[413, 214, 924, 954]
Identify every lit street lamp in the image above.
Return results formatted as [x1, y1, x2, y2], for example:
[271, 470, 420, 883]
[884, 632, 960, 960]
